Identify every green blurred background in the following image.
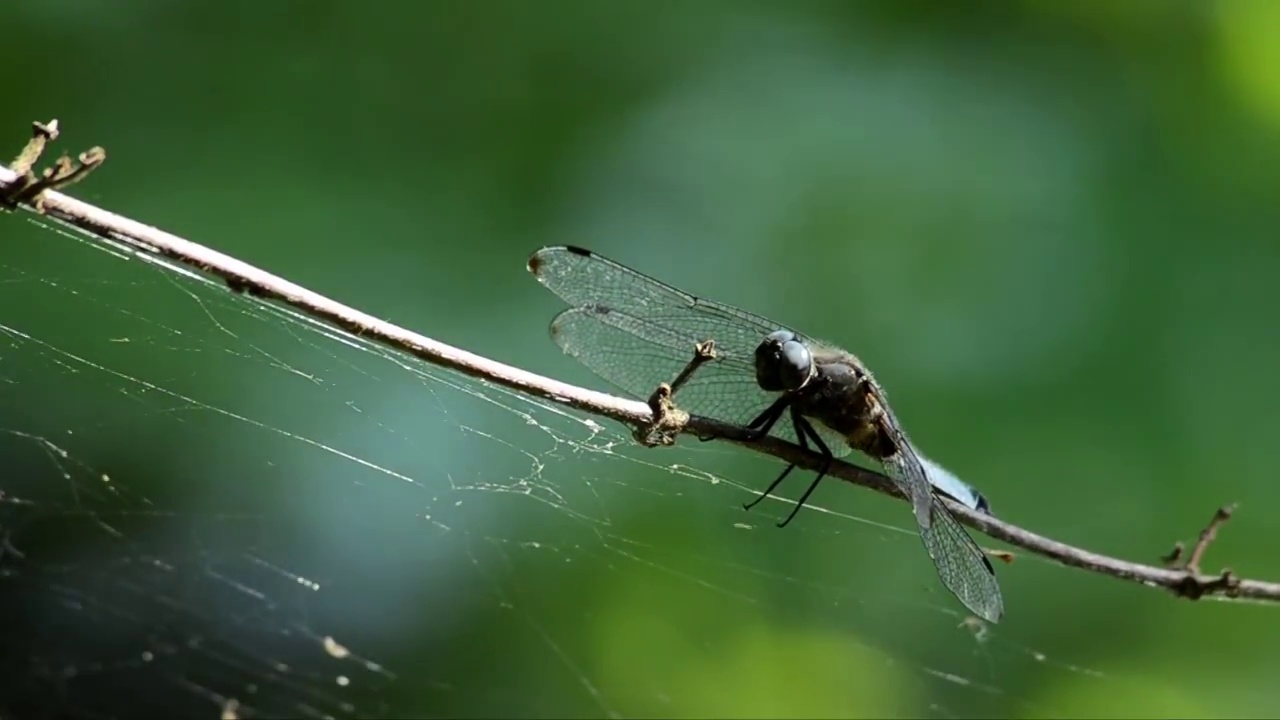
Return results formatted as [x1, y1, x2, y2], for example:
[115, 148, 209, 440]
[3, 1, 1280, 717]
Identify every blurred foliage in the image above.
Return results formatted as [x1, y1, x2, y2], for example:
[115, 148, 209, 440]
[3, 1, 1279, 717]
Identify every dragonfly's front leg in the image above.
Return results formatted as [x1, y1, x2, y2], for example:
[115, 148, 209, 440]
[742, 404, 807, 513]
[742, 406, 832, 529]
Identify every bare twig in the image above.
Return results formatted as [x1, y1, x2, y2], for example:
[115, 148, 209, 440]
[1, 120, 105, 212]
[2, 123, 1278, 610]
[1160, 504, 1240, 599]
[1185, 504, 1236, 575]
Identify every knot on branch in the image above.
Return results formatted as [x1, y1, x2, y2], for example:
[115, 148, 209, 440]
[1173, 569, 1241, 600]
[632, 382, 689, 447]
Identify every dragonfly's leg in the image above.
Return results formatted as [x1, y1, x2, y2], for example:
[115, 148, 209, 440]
[744, 394, 791, 439]
[776, 413, 833, 528]
[742, 406, 807, 512]
[699, 391, 790, 445]
[742, 463, 796, 512]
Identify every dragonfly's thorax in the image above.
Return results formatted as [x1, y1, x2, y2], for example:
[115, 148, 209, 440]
[791, 350, 897, 460]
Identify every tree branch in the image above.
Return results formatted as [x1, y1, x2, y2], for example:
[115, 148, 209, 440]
[3, 122, 1276, 609]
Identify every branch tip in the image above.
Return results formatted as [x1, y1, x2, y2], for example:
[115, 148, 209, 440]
[8, 119, 59, 178]
[1161, 541, 1185, 567]
[33, 119, 59, 141]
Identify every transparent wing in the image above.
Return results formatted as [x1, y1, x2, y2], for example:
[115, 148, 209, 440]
[882, 445, 1003, 622]
[531, 245, 791, 357]
[861, 379, 1002, 621]
[550, 306, 769, 428]
[918, 488, 1004, 622]
[530, 246, 850, 454]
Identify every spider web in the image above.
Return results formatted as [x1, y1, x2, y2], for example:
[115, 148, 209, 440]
[0, 215, 1141, 719]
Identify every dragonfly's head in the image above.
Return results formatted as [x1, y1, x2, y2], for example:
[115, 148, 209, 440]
[754, 330, 815, 392]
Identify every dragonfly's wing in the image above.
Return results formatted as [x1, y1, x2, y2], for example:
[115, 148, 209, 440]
[882, 442, 1003, 623]
[550, 306, 766, 427]
[531, 245, 792, 355]
[865, 380, 1002, 621]
[531, 246, 850, 455]
[547, 307, 850, 455]
[865, 391, 937, 527]
[917, 484, 1004, 622]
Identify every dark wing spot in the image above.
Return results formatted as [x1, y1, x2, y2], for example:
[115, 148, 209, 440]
[975, 494, 991, 515]
[565, 245, 593, 257]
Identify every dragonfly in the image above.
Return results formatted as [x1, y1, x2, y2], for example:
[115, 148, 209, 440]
[527, 245, 1004, 623]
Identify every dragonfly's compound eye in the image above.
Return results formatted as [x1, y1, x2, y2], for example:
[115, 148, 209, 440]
[754, 330, 813, 392]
